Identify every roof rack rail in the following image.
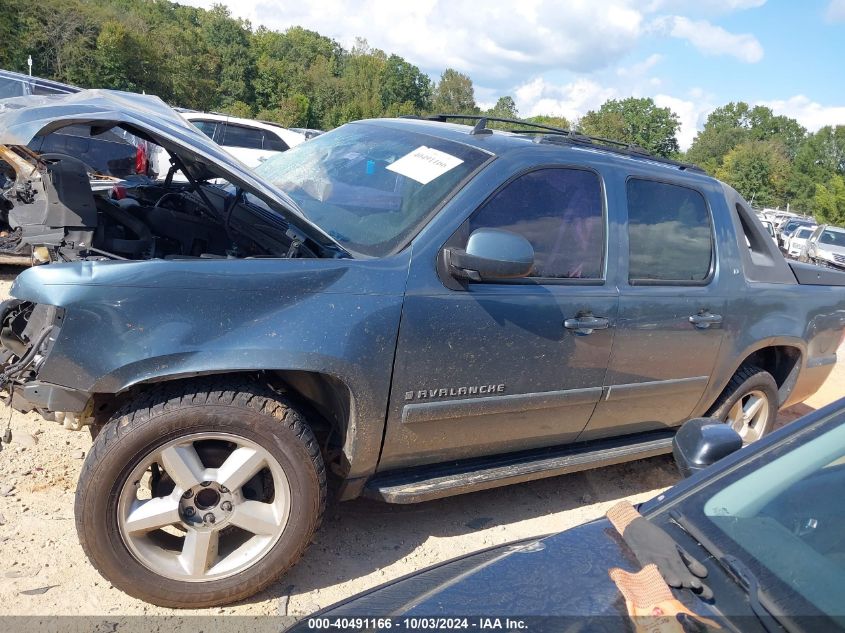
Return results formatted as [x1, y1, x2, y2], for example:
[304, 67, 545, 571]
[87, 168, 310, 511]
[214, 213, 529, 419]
[425, 114, 705, 174]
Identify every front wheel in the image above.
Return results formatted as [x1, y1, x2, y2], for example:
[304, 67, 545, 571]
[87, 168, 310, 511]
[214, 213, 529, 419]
[75, 377, 326, 608]
[707, 365, 778, 444]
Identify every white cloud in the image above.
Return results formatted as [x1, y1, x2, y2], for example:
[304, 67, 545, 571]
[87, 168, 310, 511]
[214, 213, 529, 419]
[511, 76, 715, 150]
[514, 77, 617, 125]
[654, 93, 715, 150]
[646, 0, 766, 12]
[186, 0, 646, 82]
[616, 53, 663, 78]
[654, 16, 764, 62]
[758, 95, 845, 132]
[826, 0, 845, 22]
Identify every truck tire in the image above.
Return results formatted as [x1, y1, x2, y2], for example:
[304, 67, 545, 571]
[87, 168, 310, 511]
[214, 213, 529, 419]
[74, 376, 326, 608]
[706, 365, 778, 445]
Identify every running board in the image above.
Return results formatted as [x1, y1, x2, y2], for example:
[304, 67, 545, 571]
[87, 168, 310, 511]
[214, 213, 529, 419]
[365, 431, 675, 504]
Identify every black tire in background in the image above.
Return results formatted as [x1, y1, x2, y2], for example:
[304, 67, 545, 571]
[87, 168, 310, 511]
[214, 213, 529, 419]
[706, 364, 779, 444]
[74, 376, 326, 608]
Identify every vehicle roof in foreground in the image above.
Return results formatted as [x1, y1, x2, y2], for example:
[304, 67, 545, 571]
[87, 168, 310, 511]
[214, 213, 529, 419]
[0, 89, 345, 254]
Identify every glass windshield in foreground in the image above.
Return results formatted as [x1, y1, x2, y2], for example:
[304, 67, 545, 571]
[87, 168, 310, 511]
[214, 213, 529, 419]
[255, 122, 490, 256]
[680, 419, 845, 621]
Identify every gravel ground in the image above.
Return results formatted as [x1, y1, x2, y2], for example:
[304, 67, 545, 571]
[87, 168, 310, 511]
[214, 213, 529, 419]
[0, 262, 841, 618]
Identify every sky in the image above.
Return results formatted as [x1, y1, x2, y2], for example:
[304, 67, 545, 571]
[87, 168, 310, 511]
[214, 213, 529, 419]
[185, 0, 845, 149]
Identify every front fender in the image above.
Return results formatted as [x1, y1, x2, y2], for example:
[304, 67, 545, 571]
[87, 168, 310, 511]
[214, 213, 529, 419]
[12, 255, 410, 480]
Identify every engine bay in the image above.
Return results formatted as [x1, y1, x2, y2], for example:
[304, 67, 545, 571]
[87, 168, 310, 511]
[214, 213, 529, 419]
[0, 146, 320, 263]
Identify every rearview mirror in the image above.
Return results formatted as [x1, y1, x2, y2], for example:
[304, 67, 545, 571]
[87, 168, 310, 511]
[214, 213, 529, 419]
[446, 228, 534, 282]
[672, 418, 743, 478]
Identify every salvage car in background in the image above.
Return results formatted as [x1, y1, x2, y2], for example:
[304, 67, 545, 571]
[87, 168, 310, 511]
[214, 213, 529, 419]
[0, 91, 844, 608]
[296, 398, 845, 632]
[180, 111, 306, 168]
[802, 225, 845, 270]
[779, 218, 816, 250]
[787, 225, 817, 258]
[0, 69, 153, 179]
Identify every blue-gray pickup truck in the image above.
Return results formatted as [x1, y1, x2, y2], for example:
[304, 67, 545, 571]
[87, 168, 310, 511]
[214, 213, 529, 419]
[0, 90, 844, 608]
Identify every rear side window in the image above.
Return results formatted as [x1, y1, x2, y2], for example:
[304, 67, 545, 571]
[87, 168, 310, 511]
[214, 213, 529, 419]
[191, 120, 219, 141]
[467, 168, 604, 280]
[626, 179, 713, 283]
[219, 123, 264, 150]
[262, 131, 289, 152]
[0, 78, 25, 99]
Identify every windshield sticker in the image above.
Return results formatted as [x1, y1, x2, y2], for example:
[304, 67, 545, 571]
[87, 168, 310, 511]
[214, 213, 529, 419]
[386, 146, 464, 185]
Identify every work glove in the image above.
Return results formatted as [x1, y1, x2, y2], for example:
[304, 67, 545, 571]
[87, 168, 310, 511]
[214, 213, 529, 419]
[607, 501, 713, 600]
[609, 565, 722, 633]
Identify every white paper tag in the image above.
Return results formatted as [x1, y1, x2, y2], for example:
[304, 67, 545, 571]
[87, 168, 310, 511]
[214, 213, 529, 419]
[386, 146, 464, 185]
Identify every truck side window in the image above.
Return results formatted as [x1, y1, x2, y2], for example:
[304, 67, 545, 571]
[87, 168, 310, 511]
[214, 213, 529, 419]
[467, 168, 604, 279]
[626, 179, 713, 283]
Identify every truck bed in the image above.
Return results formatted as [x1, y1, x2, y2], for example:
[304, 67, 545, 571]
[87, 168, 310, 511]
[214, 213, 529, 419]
[789, 261, 845, 286]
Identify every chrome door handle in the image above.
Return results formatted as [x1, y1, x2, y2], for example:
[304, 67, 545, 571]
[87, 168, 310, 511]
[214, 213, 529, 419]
[564, 315, 610, 335]
[689, 312, 723, 329]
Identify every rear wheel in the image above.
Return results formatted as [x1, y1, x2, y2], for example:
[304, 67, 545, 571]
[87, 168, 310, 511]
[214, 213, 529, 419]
[75, 377, 326, 608]
[707, 365, 778, 444]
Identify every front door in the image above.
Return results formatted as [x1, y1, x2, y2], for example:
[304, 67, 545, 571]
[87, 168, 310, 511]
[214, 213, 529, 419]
[581, 176, 725, 441]
[378, 167, 619, 471]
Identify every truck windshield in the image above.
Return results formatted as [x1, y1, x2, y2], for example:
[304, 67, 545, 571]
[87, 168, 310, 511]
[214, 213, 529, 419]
[672, 417, 845, 624]
[819, 229, 845, 247]
[254, 121, 491, 257]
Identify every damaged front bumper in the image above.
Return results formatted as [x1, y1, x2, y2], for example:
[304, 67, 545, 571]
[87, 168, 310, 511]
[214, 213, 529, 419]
[0, 298, 92, 427]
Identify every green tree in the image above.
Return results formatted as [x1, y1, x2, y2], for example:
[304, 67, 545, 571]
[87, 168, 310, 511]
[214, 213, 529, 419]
[95, 20, 142, 92]
[814, 174, 845, 226]
[432, 69, 477, 114]
[380, 54, 431, 112]
[487, 96, 519, 119]
[716, 140, 791, 207]
[526, 115, 572, 130]
[201, 5, 254, 107]
[687, 102, 806, 172]
[578, 97, 680, 157]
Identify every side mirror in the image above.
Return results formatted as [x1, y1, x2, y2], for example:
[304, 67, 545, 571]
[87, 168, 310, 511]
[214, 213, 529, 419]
[672, 418, 743, 478]
[446, 228, 534, 282]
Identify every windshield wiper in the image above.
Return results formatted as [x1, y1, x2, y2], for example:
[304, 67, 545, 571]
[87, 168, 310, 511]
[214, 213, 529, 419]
[669, 510, 795, 633]
[721, 555, 781, 633]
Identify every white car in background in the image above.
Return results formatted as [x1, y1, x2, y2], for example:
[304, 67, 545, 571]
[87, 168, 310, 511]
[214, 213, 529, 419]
[760, 219, 777, 244]
[181, 112, 306, 168]
[786, 225, 817, 257]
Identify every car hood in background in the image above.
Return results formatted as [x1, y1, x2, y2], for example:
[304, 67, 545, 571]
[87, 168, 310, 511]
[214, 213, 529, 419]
[0, 89, 345, 253]
[818, 242, 845, 256]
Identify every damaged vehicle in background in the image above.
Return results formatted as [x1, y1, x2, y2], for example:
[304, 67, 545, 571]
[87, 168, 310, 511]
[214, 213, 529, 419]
[0, 90, 845, 610]
[0, 69, 155, 181]
[0, 90, 338, 263]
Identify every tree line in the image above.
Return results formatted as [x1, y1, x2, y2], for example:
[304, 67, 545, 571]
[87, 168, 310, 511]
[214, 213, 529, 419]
[1, 0, 843, 225]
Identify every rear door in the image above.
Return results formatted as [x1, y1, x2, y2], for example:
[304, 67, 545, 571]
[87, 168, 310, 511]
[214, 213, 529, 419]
[580, 175, 726, 441]
[378, 166, 619, 470]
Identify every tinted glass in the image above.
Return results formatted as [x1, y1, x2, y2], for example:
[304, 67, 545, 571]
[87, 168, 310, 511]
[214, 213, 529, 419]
[467, 168, 604, 279]
[0, 78, 25, 99]
[819, 229, 845, 246]
[794, 228, 813, 239]
[220, 123, 264, 150]
[191, 120, 219, 140]
[255, 122, 489, 256]
[31, 82, 73, 96]
[627, 179, 713, 282]
[263, 131, 289, 152]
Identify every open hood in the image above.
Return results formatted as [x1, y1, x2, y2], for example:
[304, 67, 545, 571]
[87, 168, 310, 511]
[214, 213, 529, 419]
[0, 89, 345, 254]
